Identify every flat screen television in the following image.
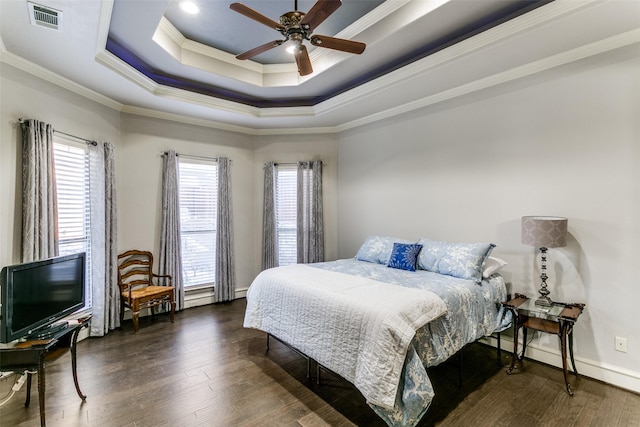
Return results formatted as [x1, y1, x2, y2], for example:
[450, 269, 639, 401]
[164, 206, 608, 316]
[0, 252, 86, 343]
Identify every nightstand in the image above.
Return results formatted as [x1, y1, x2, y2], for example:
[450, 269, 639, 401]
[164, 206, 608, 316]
[501, 293, 585, 395]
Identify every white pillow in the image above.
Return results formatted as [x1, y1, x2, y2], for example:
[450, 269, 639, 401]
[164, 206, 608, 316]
[482, 256, 508, 278]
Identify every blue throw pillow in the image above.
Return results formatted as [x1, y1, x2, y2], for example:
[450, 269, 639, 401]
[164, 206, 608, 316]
[387, 243, 423, 271]
[356, 236, 413, 264]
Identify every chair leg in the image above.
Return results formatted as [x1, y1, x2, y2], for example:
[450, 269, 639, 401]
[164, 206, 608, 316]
[119, 297, 125, 329]
[132, 300, 140, 334]
[170, 300, 176, 323]
[132, 311, 140, 334]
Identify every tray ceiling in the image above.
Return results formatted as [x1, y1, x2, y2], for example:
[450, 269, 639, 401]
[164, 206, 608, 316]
[1, 0, 639, 134]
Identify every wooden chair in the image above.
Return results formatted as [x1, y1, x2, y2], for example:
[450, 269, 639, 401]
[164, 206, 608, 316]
[117, 250, 176, 333]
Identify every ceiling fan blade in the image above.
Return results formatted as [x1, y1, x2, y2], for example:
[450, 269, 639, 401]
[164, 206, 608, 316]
[294, 45, 313, 76]
[229, 3, 284, 31]
[310, 35, 366, 54]
[300, 0, 342, 30]
[236, 40, 284, 60]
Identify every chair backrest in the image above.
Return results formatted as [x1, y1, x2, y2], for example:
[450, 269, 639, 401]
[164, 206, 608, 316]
[117, 250, 154, 292]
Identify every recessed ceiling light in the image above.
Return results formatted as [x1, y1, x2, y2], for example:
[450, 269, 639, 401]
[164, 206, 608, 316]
[179, 1, 199, 14]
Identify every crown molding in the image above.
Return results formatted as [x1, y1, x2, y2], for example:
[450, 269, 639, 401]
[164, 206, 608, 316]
[0, 50, 123, 111]
[120, 105, 260, 135]
[316, 0, 600, 118]
[336, 27, 640, 133]
[339, 0, 411, 40]
[96, 0, 114, 56]
[94, 48, 299, 117]
[95, 49, 158, 93]
[120, 105, 337, 136]
[159, 17, 301, 77]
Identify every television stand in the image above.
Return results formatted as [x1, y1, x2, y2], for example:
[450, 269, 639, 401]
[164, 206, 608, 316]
[0, 315, 91, 427]
[27, 321, 69, 340]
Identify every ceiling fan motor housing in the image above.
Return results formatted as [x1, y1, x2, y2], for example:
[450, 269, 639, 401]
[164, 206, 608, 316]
[279, 11, 308, 42]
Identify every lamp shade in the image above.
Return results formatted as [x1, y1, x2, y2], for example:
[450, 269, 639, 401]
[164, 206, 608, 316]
[521, 216, 568, 248]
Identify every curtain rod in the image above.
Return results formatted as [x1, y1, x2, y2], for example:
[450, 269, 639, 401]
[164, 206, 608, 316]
[18, 118, 97, 146]
[162, 152, 226, 163]
[270, 161, 325, 166]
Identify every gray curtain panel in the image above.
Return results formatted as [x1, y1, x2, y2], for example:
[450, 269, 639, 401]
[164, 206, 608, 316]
[89, 141, 119, 336]
[20, 119, 58, 262]
[103, 142, 119, 333]
[215, 157, 235, 303]
[262, 161, 278, 270]
[297, 160, 324, 264]
[159, 150, 184, 311]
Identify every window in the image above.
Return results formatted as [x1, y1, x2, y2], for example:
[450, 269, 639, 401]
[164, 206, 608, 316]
[178, 158, 218, 288]
[275, 165, 297, 265]
[53, 137, 92, 307]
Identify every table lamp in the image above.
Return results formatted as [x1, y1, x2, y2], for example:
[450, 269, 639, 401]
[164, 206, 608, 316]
[521, 216, 568, 306]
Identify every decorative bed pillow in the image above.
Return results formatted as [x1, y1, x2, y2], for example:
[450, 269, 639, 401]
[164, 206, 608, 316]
[356, 236, 414, 265]
[482, 256, 508, 278]
[387, 243, 423, 271]
[417, 238, 495, 281]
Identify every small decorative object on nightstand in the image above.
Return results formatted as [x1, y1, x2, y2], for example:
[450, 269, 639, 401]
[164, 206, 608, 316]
[502, 293, 584, 395]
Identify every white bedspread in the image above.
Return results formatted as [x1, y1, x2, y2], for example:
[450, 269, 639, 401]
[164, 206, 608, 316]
[243, 264, 448, 409]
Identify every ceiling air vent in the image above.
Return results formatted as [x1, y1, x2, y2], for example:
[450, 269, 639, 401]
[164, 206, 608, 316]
[28, 2, 62, 31]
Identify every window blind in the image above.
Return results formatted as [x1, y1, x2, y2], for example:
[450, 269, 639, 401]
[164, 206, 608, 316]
[53, 138, 92, 307]
[178, 158, 218, 288]
[276, 165, 297, 265]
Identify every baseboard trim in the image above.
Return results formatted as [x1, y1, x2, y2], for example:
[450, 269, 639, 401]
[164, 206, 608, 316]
[183, 286, 248, 309]
[480, 335, 640, 395]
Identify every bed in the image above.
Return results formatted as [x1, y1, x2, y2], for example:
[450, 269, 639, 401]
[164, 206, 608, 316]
[244, 236, 511, 427]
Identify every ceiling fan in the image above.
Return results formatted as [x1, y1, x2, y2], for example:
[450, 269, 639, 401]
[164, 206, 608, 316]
[229, 0, 366, 76]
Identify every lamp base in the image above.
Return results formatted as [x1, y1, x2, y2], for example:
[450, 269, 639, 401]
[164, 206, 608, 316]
[535, 246, 553, 307]
[535, 295, 552, 307]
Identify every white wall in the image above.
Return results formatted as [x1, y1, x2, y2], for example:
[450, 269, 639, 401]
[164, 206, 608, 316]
[0, 63, 121, 265]
[337, 46, 640, 391]
[0, 64, 340, 298]
[118, 114, 258, 300]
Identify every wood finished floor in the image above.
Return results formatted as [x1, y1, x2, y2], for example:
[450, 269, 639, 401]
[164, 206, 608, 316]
[1, 299, 639, 427]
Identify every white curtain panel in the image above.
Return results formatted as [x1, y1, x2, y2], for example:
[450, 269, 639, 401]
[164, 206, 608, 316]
[159, 150, 184, 310]
[297, 160, 324, 264]
[215, 157, 235, 302]
[89, 141, 119, 336]
[262, 161, 278, 270]
[20, 119, 58, 262]
[103, 142, 119, 333]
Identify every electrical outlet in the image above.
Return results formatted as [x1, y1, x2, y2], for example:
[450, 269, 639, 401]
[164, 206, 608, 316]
[615, 336, 628, 353]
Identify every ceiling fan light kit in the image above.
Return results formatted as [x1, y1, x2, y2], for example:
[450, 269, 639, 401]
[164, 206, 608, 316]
[229, 0, 366, 76]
